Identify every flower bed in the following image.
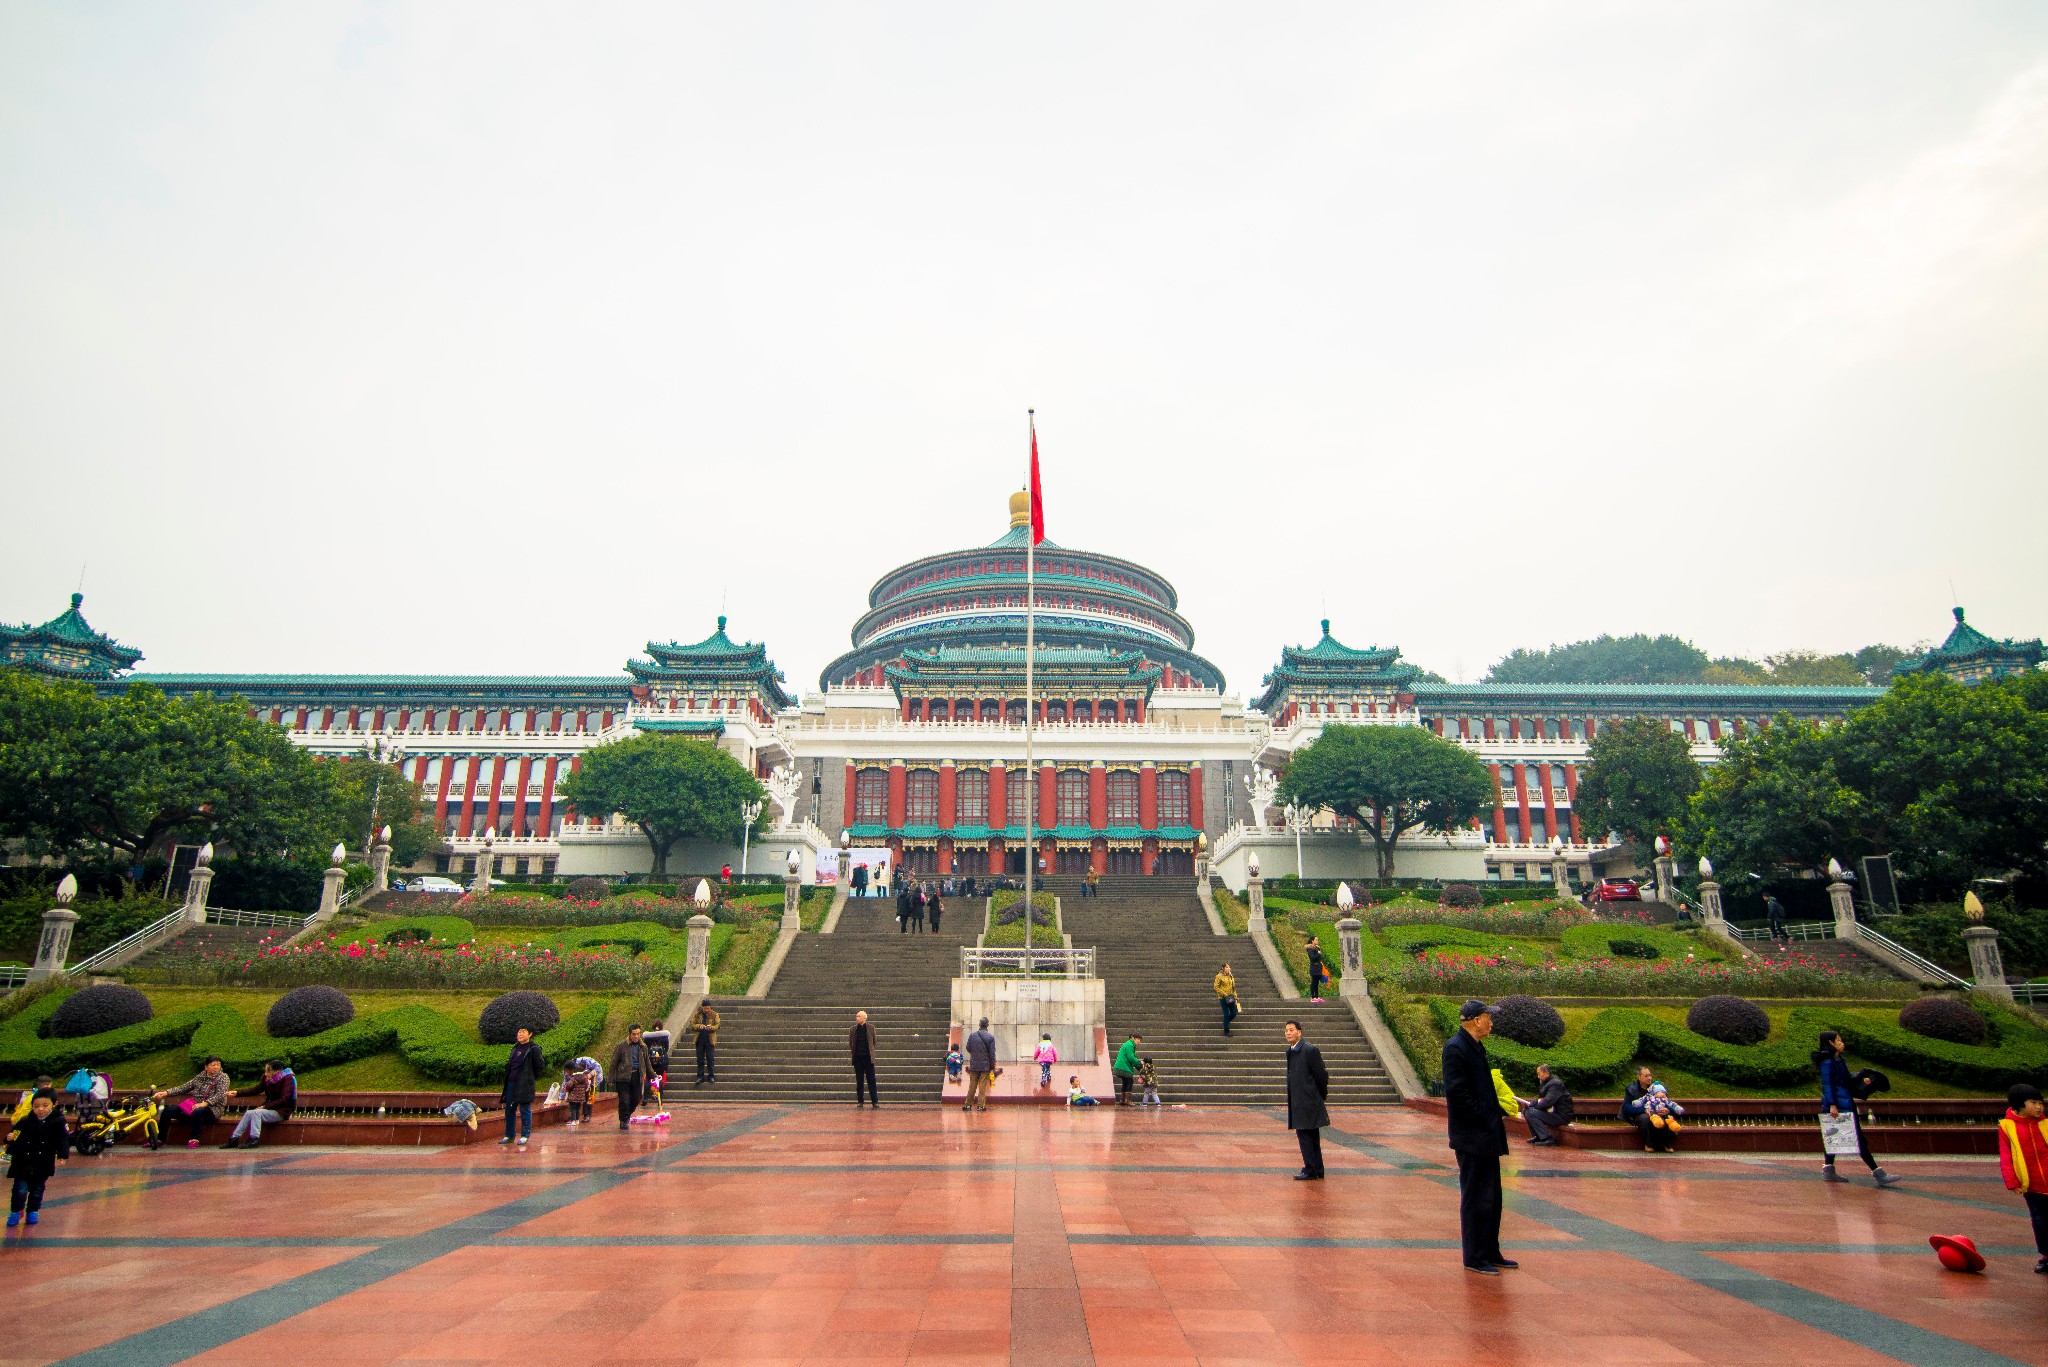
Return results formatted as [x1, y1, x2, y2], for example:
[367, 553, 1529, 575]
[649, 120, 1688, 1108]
[1396, 951, 1890, 1000]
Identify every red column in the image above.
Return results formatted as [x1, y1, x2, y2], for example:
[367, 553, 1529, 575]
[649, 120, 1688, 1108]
[1512, 764, 1533, 844]
[937, 840, 953, 874]
[1088, 762, 1107, 830]
[1039, 762, 1055, 831]
[509, 756, 533, 835]
[1138, 763, 1158, 830]
[843, 761, 857, 827]
[1490, 765, 1508, 844]
[1132, 697, 1145, 723]
[900, 696, 911, 722]
[1706, 717, 1722, 741]
[457, 757, 481, 838]
[1090, 839, 1107, 875]
[483, 756, 507, 837]
[536, 757, 560, 837]
[989, 762, 1007, 831]
[433, 758, 454, 834]
[1538, 764, 1559, 844]
[887, 761, 906, 829]
[938, 761, 957, 829]
[1189, 763, 1203, 831]
[1564, 763, 1581, 842]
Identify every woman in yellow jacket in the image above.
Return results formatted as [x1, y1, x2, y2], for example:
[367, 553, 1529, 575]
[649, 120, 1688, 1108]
[1213, 964, 1238, 1036]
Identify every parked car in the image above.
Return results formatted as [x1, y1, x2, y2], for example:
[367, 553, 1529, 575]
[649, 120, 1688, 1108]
[1589, 878, 1642, 903]
[408, 876, 465, 895]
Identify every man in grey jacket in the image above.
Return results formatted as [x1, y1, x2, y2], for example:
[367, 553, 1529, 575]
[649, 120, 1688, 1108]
[963, 1017, 998, 1112]
[1519, 1062, 1574, 1145]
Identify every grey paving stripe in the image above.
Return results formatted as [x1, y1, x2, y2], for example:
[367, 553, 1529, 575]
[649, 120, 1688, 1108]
[40, 1152, 320, 1209]
[12, 1236, 390, 1248]
[49, 1107, 788, 1367]
[1071, 1233, 1465, 1249]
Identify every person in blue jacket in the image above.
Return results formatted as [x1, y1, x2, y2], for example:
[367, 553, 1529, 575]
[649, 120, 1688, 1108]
[1814, 1030, 1896, 1188]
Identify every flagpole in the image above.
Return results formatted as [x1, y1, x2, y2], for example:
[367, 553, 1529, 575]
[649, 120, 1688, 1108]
[1023, 409, 1037, 975]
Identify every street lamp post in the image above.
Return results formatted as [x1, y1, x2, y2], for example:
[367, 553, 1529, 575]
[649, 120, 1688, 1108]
[362, 733, 407, 857]
[740, 799, 763, 876]
[1283, 802, 1310, 880]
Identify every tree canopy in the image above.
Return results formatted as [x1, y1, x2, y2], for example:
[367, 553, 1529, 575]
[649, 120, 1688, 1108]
[554, 733, 766, 875]
[331, 759, 432, 866]
[0, 674, 350, 874]
[1276, 724, 1494, 879]
[1572, 718, 1701, 848]
[1488, 634, 1919, 688]
[1685, 675, 2048, 893]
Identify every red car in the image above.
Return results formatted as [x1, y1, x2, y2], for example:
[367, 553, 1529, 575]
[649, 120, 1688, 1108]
[1589, 878, 1642, 903]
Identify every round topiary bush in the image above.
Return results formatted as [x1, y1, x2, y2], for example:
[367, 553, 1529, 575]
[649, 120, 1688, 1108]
[45, 983, 154, 1039]
[478, 991, 560, 1044]
[1609, 936, 1659, 960]
[265, 985, 356, 1038]
[1898, 996, 1988, 1045]
[565, 877, 609, 901]
[1685, 994, 1770, 1046]
[1490, 994, 1565, 1049]
[1442, 883, 1483, 909]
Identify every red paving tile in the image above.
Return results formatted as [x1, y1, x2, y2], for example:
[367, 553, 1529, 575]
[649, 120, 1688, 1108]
[2, 1105, 2036, 1366]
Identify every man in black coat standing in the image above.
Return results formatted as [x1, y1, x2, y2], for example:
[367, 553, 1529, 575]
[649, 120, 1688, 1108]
[1283, 1020, 1330, 1180]
[1443, 999, 1513, 1274]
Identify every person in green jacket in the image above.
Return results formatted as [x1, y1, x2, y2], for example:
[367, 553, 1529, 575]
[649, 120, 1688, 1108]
[1112, 1034, 1143, 1107]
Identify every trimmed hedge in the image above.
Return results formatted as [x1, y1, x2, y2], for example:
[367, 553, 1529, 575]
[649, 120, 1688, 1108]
[331, 916, 479, 947]
[1426, 997, 2048, 1093]
[1557, 925, 1702, 962]
[0, 989, 607, 1086]
[1898, 996, 1989, 1045]
[46, 984, 154, 1039]
[1685, 995, 1769, 1046]
[478, 991, 561, 1043]
[265, 986, 356, 1038]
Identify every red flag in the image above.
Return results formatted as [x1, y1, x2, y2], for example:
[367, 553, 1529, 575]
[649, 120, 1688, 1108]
[1028, 414, 1046, 546]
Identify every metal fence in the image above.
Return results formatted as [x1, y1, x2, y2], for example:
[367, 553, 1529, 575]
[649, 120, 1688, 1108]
[959, 946, 1096, 979]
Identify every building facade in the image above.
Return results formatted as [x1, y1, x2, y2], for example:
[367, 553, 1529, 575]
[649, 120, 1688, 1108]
[7, 495, 2034, 885]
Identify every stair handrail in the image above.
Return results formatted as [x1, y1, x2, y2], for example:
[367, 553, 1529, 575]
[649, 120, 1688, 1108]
[204, 907, 309, 930]
[1850, 922, 1971, 988]
[67, 907, 189, 976]
[1731, 920, 1835, 942]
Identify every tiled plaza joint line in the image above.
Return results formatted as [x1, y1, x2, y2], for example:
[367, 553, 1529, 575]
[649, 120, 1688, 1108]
[50, 1109, 790, 1367]
[1010, 1109, 1094, 1366]
[1316, 1121, 2032, 1367]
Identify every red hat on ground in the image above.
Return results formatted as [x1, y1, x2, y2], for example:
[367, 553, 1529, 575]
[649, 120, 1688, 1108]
[1928, 1234, 1986, 1273]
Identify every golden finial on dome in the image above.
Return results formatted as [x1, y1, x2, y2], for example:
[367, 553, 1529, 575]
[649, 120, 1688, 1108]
[1008, 488, 1031, 528]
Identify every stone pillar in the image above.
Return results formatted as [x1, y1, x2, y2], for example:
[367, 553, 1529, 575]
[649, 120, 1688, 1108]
[1550, 855, 1571, 901]
[314, 846, 349, 924]
[1698, 880, 1726, 933]
[1246, 861, 1265, 931]
[370, 826, 393, 893]
[1828, 875, 1857, 939]
[469, 830, 497, 896]
[26, 878, 79, 983]
[1336, 917, 1368, 999]
[1964, 926, 2012, 1001]
[682, 913, 714, 996]
[1653, 856, 1675, 906]
[782, 869, 802, 933]
[182, 847, 215, 926]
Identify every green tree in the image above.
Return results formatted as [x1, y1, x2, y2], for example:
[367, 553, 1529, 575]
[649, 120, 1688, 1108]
[1573, 718, 1701, 847]
[1764, 651, 1866, 686]
[1276, 724, 1494, 879]
[1853, 643, 1922, 684]
[0, 675, 346, 876]
[328, 759, 433, 866]
[1702, 656, 1770, 685]
[1486, 634, 1710, 685]
[555, 733, 766, 876]
[1683, 718, 1868, 880]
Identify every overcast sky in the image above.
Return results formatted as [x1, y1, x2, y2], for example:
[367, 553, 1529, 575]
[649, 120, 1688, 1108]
[3, 4, 2044, 692]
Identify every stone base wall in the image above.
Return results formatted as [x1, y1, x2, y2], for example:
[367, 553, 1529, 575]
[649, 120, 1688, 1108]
[951, 978, 1105, 1064]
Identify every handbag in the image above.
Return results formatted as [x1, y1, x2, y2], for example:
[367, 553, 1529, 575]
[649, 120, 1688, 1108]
[1819, 1112, 1862, 1156]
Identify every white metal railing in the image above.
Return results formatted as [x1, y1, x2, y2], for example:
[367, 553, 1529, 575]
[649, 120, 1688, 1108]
[1854, 923, 1971, 988]
[793, 716, 1225, 736]
[959, 945, 1095, 979]
[2010, 983, 2048, 1006]
[1732, 921, 1836, 942]
[0, 966, 29, 989]
[67, 908, 189, 975]
[204, 908, 307, 930]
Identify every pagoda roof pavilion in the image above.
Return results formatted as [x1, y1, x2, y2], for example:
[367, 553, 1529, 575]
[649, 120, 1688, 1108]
[628, 616, 794, 710]
[0, 593, 143, 682]
[1896, 606, 2045, 684]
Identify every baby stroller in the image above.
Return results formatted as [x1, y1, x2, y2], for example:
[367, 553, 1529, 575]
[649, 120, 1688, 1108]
[75, 1091, 163, 1155]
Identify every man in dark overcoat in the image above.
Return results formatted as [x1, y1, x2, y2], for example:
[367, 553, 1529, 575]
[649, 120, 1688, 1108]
[1443, 999, 1513, 1274]
[1283, 1020, 1330, 1180]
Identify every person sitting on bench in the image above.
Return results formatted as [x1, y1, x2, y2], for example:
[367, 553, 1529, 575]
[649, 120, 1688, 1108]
[1519, 1063, 1573, 1146]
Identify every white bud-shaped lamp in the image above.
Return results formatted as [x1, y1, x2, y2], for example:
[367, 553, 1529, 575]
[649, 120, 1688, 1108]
[1827, 857, 1844, 880]
[1698, 856, 1714, 879]
[197, 841, 214, 867]
[694, 878, 713, 907]
[379, 824, 392, 843]
[330, 842, 347, 867]
[55, 873, 77, 905]
[1247, 853, 1260, 878]
[1654, 835, 1670, 856]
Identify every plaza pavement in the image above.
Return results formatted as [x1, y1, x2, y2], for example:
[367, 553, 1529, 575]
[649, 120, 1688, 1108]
[1, 1104, 2041, 1366]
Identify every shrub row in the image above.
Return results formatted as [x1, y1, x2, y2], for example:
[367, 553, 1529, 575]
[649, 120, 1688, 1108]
[0, 989, 608, 1085]
[1422, 998, 2048, 1093]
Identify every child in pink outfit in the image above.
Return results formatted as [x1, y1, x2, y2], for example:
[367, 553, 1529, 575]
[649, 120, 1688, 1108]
[1033, 1034, 1058, 1087]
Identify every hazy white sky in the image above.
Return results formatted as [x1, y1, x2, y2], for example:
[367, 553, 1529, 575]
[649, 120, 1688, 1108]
[3, 4, 2044, 691]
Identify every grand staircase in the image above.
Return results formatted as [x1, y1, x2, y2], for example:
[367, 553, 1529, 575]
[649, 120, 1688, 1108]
[674, 892, 968, 1105]
[1050, 876, 1400, 1107]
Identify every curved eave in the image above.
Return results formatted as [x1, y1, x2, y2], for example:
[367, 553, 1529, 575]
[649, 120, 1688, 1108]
[868, 570, 1181, 624]
[862, 543, 1181, 614]
[131, 673, 637, 700]
[625, 659, 794, 709]
[820, 618, 1226, 693]
[849, 597, 1198, 655]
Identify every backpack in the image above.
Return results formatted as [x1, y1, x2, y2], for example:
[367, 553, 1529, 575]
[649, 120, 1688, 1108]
[63, 1068, 105, 1098]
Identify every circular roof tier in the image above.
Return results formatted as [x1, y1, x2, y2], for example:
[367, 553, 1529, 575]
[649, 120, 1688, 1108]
[818, 497, 1225, 692]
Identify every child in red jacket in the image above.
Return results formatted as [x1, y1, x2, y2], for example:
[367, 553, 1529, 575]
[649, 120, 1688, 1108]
[1997, 1083, 2048, 1275]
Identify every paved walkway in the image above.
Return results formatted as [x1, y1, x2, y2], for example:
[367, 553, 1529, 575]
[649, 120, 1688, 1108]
[2, 1107, 2041, 1366]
